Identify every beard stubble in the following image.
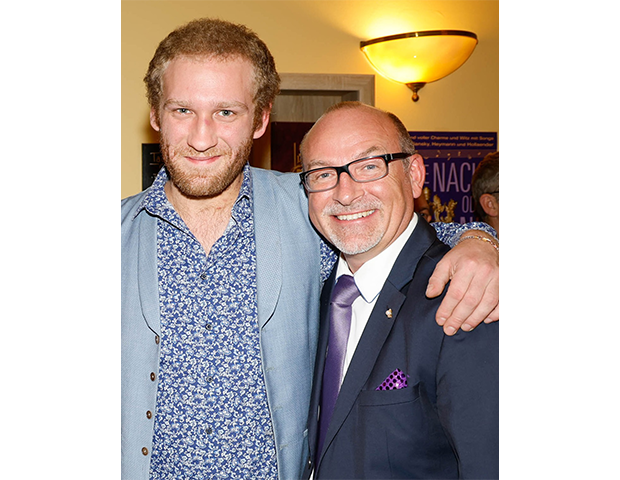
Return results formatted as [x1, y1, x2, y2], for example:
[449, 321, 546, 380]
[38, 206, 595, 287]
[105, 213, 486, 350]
[161, 135, 254, 199]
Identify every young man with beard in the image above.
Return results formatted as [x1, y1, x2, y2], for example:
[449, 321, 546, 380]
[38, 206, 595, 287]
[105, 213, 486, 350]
[121, 18, 499, 480]
[300, 102, 498, 479]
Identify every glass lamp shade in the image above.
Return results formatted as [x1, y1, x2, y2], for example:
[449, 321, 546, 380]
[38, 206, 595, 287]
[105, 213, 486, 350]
[360, 30, 478, 101]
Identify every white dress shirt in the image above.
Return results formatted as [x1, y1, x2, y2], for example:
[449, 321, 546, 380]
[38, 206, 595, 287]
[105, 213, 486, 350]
[334, 213, 418, 385]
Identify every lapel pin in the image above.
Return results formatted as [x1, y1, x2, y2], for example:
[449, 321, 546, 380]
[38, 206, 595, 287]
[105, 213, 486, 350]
[385, 308, 393, 319]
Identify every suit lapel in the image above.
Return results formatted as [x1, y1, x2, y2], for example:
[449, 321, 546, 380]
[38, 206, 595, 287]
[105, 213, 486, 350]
[317, 220, 439, 466]
[252, 169, 283, 329]
[137, 212, 161, 335]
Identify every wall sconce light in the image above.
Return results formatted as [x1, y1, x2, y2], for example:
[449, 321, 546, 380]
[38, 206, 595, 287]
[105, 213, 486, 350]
[360, 30, 478, 102]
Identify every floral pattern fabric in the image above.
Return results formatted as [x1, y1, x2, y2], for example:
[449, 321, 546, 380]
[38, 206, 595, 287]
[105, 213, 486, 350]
[147, 166, 278, 479]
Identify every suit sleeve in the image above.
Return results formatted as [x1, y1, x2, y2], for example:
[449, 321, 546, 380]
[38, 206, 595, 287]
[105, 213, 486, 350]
[435, 321, 499, 478]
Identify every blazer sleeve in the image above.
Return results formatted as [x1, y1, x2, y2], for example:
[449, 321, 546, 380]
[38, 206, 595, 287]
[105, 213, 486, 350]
[435, 321, 499, 479]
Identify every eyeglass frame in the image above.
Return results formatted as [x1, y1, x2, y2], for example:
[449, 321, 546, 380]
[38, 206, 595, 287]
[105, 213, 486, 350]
[299, 152, 414, 193]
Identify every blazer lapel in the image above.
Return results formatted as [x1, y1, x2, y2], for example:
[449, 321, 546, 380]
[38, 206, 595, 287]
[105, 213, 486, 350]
[252, 169, 283, 329]
[317, 219, 439, 466]
[137, 212, 161, 335]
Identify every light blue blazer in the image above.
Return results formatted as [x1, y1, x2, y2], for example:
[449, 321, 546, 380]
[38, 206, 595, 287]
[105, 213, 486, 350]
[121, 168, 324, 480]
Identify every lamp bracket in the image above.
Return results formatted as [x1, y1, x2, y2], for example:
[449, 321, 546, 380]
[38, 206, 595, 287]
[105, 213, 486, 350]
[406, 83, 426, 102]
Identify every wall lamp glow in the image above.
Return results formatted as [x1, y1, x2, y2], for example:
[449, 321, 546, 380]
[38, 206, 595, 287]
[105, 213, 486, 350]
[360, 30, 478, 102]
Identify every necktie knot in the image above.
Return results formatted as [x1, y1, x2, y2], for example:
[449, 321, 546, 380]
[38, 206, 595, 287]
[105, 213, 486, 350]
[331, 274, 360, 307]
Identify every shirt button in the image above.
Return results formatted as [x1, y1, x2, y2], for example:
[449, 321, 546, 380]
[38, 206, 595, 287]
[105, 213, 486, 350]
[150, 372, 156, 381]
[206, 427, 213, 435]
[206, 376, 213, 383]
[146, 410, 152, 419]
[205, 324, 212, 331]
[154, 335, 160, 345]
[200, 273, 207, 280]
[142, 447, 149, 456]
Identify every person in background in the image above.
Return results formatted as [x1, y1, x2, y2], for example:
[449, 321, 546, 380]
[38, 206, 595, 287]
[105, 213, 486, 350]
[121, 18, 499, 480]
[472, 151, 499, 236]
[299, 102, 498, 479]
[414, 189, 433, 223]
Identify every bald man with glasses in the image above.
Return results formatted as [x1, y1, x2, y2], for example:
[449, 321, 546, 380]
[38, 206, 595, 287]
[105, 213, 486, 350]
[300, 102, 498, 480]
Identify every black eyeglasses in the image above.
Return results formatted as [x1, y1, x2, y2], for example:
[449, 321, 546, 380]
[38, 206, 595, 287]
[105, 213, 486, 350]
[299, 152, 412, 193]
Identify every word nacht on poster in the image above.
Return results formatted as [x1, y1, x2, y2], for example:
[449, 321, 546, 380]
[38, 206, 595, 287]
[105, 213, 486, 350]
[409, 132, 497, 224]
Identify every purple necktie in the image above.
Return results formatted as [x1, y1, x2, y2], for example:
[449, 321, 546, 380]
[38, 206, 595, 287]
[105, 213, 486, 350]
[317, 274, 360, 458]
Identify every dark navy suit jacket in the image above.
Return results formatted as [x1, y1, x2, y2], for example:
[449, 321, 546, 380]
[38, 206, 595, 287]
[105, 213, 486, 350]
[303, 219, 499, 479]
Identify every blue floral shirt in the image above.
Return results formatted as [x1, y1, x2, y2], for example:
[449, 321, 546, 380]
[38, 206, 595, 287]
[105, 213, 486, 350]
[137, 165, 495, 479]
[145, 166, 278, 479]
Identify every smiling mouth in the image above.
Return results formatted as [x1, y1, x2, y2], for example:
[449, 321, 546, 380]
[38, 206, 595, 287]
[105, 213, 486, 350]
[335, 210, 375, 221]
[186, 154, 221, 162]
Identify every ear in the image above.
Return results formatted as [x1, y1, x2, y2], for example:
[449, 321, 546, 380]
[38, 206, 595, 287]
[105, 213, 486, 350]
[480, 193, 499, 217]
[407, 153, 426, 199]
[253, 105, 272, 139]
[149, 108, 161, 132]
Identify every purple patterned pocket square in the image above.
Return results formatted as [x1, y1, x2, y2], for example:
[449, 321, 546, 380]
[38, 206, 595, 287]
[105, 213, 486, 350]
[375, 368, 409, 390]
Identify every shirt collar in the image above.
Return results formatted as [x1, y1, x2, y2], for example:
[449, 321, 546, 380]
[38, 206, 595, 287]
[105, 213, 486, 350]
[133, 163, 254, 226]
[335, 213, 418, 303]
[230, 164, 254, 232]
[133, 166, 171, 220]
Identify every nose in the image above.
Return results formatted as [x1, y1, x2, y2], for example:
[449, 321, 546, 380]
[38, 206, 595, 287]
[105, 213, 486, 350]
[332, 171, 364, 205]
[187, 116, 218, 152]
